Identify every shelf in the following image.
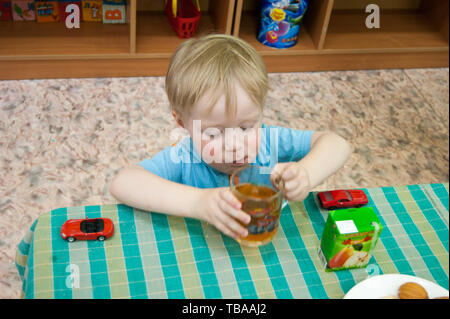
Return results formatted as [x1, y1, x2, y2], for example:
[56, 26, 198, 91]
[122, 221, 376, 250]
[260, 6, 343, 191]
[237, 12, 318, 56]
[135, 0, 235, 57]
[136, 11, 216, 56]
[0, 0, 448, 79]
[0, 21, 130, 59]
[324, 9, 449, 53]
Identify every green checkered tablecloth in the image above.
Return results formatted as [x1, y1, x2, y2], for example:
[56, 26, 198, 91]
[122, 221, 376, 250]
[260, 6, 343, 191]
[16, 184, 449, 299]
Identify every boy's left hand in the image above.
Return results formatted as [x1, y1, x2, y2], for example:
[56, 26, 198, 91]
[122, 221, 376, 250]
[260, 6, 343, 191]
[270, 162, 311, 202]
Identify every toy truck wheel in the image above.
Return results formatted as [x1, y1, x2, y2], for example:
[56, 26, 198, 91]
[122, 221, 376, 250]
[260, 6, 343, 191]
[328, 206, 337, 210]
[97, 236, 106, 241]
[67, 237, 76, 243]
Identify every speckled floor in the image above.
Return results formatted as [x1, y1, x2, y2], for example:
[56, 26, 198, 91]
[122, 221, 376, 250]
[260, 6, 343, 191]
[0, 68, 448, 298]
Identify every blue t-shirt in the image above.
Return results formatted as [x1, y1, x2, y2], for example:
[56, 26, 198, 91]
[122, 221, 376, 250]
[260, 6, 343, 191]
[138, 124, 314, 189]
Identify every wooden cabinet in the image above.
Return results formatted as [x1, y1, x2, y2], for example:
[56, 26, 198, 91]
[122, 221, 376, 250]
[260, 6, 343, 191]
[0, 0, 448, 79]
[234, 0, 449, 72]
[134, 1, 234, 54]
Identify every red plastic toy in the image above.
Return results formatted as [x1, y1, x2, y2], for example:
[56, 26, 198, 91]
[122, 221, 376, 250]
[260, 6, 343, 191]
[165, 0, 201, 38]
[0, 0, 12, 21]
[318, 189, 368, 210]
[61, 217, 114, 242]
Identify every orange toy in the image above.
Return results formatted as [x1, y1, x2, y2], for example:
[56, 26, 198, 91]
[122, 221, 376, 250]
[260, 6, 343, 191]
[35, 0, 59, 22]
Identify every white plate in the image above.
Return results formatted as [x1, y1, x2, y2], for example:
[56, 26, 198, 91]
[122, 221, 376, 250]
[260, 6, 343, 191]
[344, 274, 449, 299]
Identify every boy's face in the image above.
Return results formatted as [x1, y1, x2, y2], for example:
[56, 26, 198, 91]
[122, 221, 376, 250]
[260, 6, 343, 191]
[177, 83, 262, 175]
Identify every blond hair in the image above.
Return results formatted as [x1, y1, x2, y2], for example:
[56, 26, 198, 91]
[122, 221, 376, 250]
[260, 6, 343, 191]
[165, 34, 268, 119]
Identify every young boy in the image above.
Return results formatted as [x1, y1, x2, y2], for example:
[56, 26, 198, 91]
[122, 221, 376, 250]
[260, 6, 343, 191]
[110, 34, 351, 241]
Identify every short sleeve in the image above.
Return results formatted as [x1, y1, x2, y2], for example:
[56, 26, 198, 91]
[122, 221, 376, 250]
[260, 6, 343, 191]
[138, 145, 182, 183]
[278, 126, 314, 162]
[261, 125, 314, 163]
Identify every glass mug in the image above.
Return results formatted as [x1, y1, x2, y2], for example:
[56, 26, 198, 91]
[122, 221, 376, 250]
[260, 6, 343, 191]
[229, 165, 284, 247]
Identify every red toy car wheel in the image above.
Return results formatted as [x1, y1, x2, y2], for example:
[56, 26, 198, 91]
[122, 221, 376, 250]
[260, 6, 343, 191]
[67, 236, 76, 242]
[97, 236, 106, 241]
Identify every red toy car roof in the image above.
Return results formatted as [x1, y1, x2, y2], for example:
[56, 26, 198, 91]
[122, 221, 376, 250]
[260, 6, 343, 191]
[332, 190, 352, 201]
[347, 189, 366, 200]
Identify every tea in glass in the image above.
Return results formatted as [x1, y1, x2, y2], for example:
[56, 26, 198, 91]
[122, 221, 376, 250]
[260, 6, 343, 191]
[230, 165, 283, 247]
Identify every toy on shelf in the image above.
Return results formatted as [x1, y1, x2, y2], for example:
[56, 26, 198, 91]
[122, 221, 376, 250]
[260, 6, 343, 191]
[102, 0, 125, 24]
[82, 0, 101, 22]
[35, 0, 59, 22]
[12, 0, 35, 21]
[257, 0, 308, 49]
[165, 0, 201, 38]
[59, 0, 82, 23]
[0, 0, 12, 21]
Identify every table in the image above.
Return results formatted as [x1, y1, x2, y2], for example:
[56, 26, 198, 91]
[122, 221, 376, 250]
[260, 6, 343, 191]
[15, 183, 449, 299]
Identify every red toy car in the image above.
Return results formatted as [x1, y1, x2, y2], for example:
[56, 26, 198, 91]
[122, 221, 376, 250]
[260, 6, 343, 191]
[61, 218, 114, 242]
[318, 189, 368, 210]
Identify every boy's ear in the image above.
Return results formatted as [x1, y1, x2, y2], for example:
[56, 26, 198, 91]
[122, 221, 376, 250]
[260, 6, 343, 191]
[171, 110, 184, 128]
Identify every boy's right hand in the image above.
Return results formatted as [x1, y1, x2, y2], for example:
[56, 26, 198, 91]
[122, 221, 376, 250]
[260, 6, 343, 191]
[193, 187, 251, 240]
